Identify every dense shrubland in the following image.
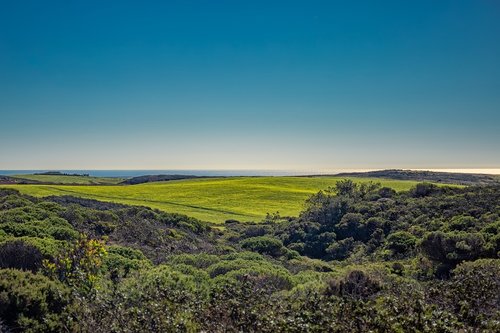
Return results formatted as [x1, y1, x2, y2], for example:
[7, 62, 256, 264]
[0, 182, 499, 332]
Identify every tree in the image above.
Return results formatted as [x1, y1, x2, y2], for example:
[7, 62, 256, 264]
[240, 236, 285, 257]
[420, 232, 486, 274]
[386, 231, 417, 256]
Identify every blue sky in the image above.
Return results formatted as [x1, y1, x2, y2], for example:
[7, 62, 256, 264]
[1, 0, 499, 170]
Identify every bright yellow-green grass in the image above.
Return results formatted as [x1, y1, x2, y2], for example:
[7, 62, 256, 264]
[2, 176, 424, 223]
[11, 174, 124, 185]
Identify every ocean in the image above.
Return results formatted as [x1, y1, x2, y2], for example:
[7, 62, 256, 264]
[0, 169, 324, 177]
[1, 169, 499, 177]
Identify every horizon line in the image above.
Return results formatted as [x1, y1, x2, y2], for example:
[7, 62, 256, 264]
[1, 168, 500, 175]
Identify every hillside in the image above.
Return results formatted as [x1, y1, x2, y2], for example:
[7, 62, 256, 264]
[0, 176, 22, 185]
[7, 174, 125, 185]
[334, 169, 499, 185]
[2, 176, 425, 223]
[0, 175, 40, 184]
[0, 182, 498, 331]
[120, 174, 206, 185]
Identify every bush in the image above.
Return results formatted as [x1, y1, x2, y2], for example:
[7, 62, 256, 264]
[446, 259, 500, 328]
[386, 231, 417, 256]
[168, 253, 220, 269]
[447, 216, 477, 232]
[240, 236, 285, 257]
[0, 240, 44, 272]
[48, 226, 79, 241]
[0, 269, 71, 332]
[43, 235, 107, 294]
[325, 270, 382, 299]
[217, 266, 294, 291]
[208, 259, 258, 278]
[411, 183, 438, 197]
[420, 231, 486, 267]
[107, 245, 146, 261]
[326, 237, 355, 260]
[104, 253, 150, 279]
[336, 213, 365, 240]
[114, 265, 208, 330]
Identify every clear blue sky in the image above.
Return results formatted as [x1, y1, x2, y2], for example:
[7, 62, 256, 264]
[1, 0, 499, 170]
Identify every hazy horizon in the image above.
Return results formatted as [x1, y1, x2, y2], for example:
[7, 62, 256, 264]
[2, 168, 500, 177]
[1, 1, 499, 169]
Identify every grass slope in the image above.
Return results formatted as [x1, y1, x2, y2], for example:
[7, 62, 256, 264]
[10, 174, 125, 185]
[4, 176, 425, 223]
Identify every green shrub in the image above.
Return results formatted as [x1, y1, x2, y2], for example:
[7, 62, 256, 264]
[10, 236, 64, 257]
[107, 245, 146, 260]
[240, 236, 285, 257]
[326, 237, 355, 260]
[446, 259, 500, 328]
[48, 226, 79, 241]
[386, 231, 417, 256]
[0, 269, 71, 332]
[104, 253, 151, 279]
[0, 240, 44, 272]
[218, 266, 294, 291]
[168, 253, 220, 269]
[208, 259, 257, 278]
[420, 231, 487, 266]
[447, 216, 477, 232]
[0, 196, 33, 210]
[221, 251, 265, 261]
[325, 270, 382, 299]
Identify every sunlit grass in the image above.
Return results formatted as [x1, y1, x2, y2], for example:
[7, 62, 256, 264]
[4, 176, 433, 223]
[10, 174, 124, 185]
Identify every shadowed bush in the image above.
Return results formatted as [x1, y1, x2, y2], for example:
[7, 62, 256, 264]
[0, 240, 44, 272]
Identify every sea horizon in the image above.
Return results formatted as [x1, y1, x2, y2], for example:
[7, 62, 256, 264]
[1, 168, 499, 178]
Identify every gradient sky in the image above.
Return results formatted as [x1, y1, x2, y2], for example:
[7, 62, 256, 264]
[1, 0, 499, 170]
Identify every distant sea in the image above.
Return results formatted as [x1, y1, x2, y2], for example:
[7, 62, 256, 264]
[1, 169, 499, 177]
[0, 170, 324, 177]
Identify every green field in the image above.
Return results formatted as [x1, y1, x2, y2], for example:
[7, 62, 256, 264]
[10, 174, 124, 185]
[2, 176, 425, 223]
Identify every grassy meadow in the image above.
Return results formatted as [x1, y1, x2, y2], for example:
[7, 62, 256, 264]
[3, 176, 423, 223]
[10, 174, 124, 185]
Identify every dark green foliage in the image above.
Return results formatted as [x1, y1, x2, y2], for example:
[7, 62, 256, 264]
[104, 245, 150, 279]
[386, 231, 417, 256]
[71, 265, 208, 332]
[325, 270, 382, 299]
[420, 231, 487, 274]
[0, 186, 499, 332]
[0, 269, 70, 332]
[271, 183, 500, 266]
[446, 259, 500, 327]
[446, 215, 477, 231]
[410, 182, 439, 197]
[240, 236, 286, 257]
[168, 253, 221, 269]
[326, 237, 356, 260]
[0, 240, 43, 272]
[107, 245, 147, 260]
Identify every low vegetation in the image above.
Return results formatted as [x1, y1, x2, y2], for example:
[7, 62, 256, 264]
[335, 169, 500, 186]
[0, 180, 498, 332]
[119, 174, 205, 185]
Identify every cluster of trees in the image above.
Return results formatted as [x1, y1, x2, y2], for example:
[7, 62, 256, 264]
[253, 181, 500, 276]
[0, 182, 499, 332]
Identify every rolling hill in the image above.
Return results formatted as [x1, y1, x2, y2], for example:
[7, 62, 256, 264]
[4, 176, 428, 223]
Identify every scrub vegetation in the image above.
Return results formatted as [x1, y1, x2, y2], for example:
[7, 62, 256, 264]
[0, 180, 498, 332]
